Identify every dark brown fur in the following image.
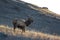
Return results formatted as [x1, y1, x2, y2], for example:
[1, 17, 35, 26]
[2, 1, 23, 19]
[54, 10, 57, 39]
[12, 17, 33, 32]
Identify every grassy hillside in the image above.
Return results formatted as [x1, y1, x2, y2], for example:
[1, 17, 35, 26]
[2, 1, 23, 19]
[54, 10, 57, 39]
[0, 25, 60, 40]
[0, 0, 60, 40]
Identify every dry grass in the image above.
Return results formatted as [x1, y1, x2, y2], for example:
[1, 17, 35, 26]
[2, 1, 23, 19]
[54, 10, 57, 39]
[28, 5, 60, 19]
[0, 25, 60, 40]
[40, 9, 60, 19]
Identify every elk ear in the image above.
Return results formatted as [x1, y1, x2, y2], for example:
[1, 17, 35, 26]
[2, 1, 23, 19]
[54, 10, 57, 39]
[28, 17, 33, 20]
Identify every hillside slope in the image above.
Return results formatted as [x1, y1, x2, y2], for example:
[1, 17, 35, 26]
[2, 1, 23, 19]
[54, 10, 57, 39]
[0, 0, 60, 40]
[0, 25, 60, 40]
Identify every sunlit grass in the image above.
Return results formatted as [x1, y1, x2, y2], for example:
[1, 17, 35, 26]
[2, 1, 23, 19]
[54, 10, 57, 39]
[0, 25, 60, 40]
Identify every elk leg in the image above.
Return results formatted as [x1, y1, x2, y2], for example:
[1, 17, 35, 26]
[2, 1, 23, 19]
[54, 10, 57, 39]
[22, 27, 25, 32]
[13, 24, 16, 32]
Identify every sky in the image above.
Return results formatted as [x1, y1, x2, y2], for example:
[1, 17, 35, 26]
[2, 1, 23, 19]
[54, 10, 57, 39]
[21, 0, 60, 15]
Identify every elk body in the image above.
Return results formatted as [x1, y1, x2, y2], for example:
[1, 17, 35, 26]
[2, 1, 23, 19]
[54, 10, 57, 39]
[12, 17, 33, 32]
